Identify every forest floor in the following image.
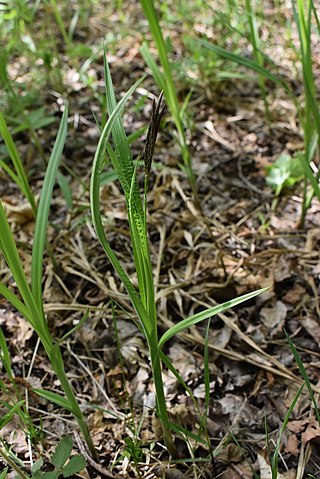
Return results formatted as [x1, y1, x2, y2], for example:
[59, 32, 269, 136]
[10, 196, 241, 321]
[1, 2, 320, 478]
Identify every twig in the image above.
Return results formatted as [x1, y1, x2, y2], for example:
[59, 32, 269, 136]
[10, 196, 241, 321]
[74, 432, 120, 479]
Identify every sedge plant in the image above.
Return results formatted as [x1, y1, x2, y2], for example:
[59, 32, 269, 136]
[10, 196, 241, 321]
[0, 107, 97, 459]
[90, 56, 267, 457]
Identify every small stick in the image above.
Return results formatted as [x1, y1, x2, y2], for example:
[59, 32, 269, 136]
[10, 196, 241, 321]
[73, 431, 121, 479]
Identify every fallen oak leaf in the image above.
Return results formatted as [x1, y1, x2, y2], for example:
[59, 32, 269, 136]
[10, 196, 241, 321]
[301, 417, 320, 443]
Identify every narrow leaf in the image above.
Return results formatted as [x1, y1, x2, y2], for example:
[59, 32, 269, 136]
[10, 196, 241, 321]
[33, 389, 72, 412]
[159, 287, 268, 347]
[31, 106, 68, 312]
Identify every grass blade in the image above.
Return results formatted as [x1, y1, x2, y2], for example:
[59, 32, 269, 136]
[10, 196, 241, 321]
[31, 106, 68, 312]
[0, 112, 36, 214]
[159, 287, 268, 347]
[285, 329, 320, 424]
[271, 382, 305, 479]
[200, 39, 289, 91]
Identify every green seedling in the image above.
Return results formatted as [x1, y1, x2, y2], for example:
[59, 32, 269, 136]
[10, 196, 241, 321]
[90, 56, 267, 457]
[0, 436, 85, 479]
[32, 436, 86, 479]
[266, 152, 305, 197]
[0, 108, 97, 458]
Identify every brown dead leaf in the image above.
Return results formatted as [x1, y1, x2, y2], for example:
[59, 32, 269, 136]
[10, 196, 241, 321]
[299, 314, 320, 343]
[260, 301, 287, 335]
[287, 418, 310, 433]
[301, 417, 320, 443]
[282, 283, 305, 305]
[0, 419, 29, 454]
[284, 434, 300, 456]
[0, 310, 33, 346]
[1, 199, 34, 226]
[218, 442, 243, 463]
[273, 256, 295, 283]
[221, 461, 254, 479]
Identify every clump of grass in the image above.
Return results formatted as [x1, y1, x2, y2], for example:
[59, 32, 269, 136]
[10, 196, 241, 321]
[0, 107, 97, 459]
[90, 55, 267, 457]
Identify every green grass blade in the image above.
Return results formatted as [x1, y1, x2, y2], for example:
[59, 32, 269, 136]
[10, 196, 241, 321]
[285, 329, 320, 424]
[0, 401, 25, 429]
[33, 388, 72, 411]
[271, 382, 305, 479]
[0, 161, 22, 188]
[0, 283, 31, 321]
[0, 202, 38, 327]
[204, 319, 211, 415]
[159, 287, 268, 347]
[169, 422, 207, 446]
[140, 43, 166, 91]
[103, 51, 133, 195]
[0, 111, 36, 214]
[0, 327, 13, 379]
[200, 40, 288, 91]
[31, 107, 68, 312]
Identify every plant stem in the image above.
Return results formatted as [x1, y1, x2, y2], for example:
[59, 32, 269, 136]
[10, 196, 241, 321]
[0, 448, 31, 479]
[149, 338, 177, 458]
[51, 349, 98, 460]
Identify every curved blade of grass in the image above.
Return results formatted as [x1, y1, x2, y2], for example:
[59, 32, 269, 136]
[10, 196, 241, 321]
[271, 381, 305, 479]
[0, 283, 31, 321]
[31, 106, 68, 313]
[33, 388, 72, 411]
[0, 202, 38, 327]
[169, 422, 207, 446]
[0, 112, 36, 215]
[284, 329, 320, 424]
[0, 327, 14, 379]
[200, 40, 289, 91]
[140, 43, 166, 92]
[0, 401, 25, 429]
[159, 287, 268, 348]
[0, 161, 21, 188]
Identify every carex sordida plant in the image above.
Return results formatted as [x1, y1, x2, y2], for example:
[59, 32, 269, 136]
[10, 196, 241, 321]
[90, 56, 266, 457]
